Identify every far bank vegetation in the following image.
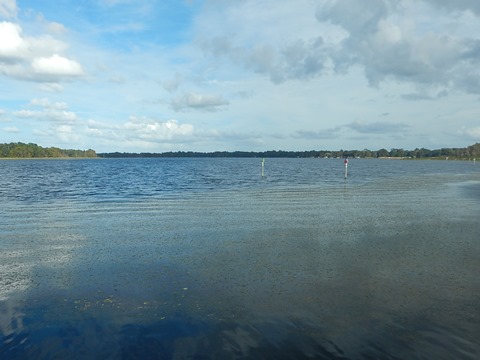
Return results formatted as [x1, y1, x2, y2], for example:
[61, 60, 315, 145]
[0, 142, 97, 158]
[99, 143, 480, 160]
[1, 142, 479, 159]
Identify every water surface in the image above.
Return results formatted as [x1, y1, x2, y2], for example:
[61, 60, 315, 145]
[1, 158, 479, 359]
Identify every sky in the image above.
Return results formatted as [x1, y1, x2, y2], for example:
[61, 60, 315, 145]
[0, 0, 480, 153]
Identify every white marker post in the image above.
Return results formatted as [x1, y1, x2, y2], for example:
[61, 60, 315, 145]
[261, 158, 265, 178]
[344, 158, 348, 179]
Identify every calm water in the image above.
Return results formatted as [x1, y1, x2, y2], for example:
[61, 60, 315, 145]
[1, 158, 479, 359]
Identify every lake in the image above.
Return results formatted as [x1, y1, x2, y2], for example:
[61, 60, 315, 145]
[1, 158, 479, 359]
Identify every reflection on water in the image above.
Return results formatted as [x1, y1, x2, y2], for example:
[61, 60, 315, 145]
[1, 159, 479, 359]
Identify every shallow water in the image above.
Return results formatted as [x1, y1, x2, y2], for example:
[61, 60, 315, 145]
[1, 158, 479, 359]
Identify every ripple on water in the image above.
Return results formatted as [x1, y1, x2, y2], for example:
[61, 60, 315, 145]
[1, 159, 479, 359]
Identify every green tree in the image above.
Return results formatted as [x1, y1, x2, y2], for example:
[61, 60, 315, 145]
[377, 148, 389, 157]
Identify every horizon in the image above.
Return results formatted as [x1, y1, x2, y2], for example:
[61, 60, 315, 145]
[2, 141, 479, 158]
[1, 1, 480, 153]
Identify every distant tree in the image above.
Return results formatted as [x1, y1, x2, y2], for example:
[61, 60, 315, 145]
[377, 148, 389, 157]
[389, 148, 405, 157]
[91, 142, 480, 160]
[0, 142, 96, 158]
[467, 143, 480, 157]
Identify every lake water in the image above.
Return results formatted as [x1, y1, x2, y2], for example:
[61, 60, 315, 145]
[1, 158, 479, 359]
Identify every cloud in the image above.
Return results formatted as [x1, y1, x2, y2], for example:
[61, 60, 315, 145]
[13, 99, 79, 123]
[30, 97, 68, 110]
[32, 124, 82, 143]
[314, 0, 480, 93]
[0, 21, 25, 60]
[0, 0, 17, 18]
[0, 21, 68, 62]
[163, 73, 182, 93]
[87, 117, 195, 144]
[459, 126, 480, 140]
[3, 126, 19, 133]
[56, 124, 81, 142]
[202, 35, 328, 84]
[0, 20, 84, 83]
[317, 0, 388, 35]
[46, 21, 67, 35]
[14, 109, 78, 123]
[198, 0, 333, 83]
[170, 92, 229, 112]
[348, 121, 409, 134]
[124, 116, 194, 140]
[423, 0, 480, 15]
[199, 1, 480, 94]
[32, 54, 83, 77]
[85, 117, 268, 150]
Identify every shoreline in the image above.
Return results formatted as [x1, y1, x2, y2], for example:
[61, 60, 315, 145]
[0, 157, 99, 160]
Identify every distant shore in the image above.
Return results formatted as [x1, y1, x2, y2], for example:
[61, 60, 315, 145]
[0, 157, 100, 160]
[1, 141, 479, 160]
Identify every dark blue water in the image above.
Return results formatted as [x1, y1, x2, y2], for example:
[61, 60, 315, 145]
[1, 158, 479, 359]
[2, 157, 476, 202]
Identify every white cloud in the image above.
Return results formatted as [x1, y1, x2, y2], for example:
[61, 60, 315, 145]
[13, 107, 79, 123]
[27, 34, 68, 57]
[3, 126, 19, 133]
[0, 0, 17, 18]
[13, 109, 36, 118]
[0, 20, 84, 84]
[460, 126, 480, 140]
[0, 21, 68, 62]
[87, 117, 195, 145]
[46, 21, 67, 34]
[30, 98, 68, 110]
[32, 54, 83, 77]
[125, 116, 194, 140]
[56, 124, 80, 142]
[31, 124, 82, 144]
[0, 21, 25, 60]
[170, 92, 229, 112]
[49, 110, 79, 122]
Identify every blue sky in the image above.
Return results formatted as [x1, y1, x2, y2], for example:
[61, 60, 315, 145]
[1, 0, 480, 152]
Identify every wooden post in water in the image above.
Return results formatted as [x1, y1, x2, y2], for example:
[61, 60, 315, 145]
[261, 158, 265, 178]
[344, 158, 348, 179]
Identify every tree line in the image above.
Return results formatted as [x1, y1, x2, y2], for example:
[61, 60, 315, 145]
[2, 141, 478, 159]
[99, 143, 480, 159]
[0, 142, 97, 158]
